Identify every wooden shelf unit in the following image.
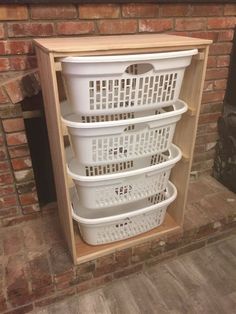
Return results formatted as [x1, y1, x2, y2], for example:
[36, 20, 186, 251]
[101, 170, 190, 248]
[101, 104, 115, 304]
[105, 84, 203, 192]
[34, 34, 211, 264]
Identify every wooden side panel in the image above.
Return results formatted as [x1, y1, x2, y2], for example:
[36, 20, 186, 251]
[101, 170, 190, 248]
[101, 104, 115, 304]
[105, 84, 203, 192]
[36, 48, 76, 262]
[169, 47, 210, 225]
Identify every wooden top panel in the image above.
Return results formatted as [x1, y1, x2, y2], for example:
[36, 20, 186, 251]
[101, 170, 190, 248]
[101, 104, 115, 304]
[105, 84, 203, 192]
[34, 34, 212, 54]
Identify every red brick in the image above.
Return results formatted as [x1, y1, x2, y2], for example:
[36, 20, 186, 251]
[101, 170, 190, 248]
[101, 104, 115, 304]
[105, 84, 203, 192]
[19, 191, 38, 206]
[0, 134, 4, 146]
[0, 58, 10, 71]
[57, 21, 95, 35]
[194, 144, 206, 154]
[35, 287, 76, 307]
[198, 113, 222, 125]
[76, 261, 95, 275]
[206, 68, 229, 80]
[0, 160, 10, 172]
[49, 242, 73, 275]
[6, 254, 31, 307]
[0, 41, 6, 54]
[31, 4, 77, 19]
[200, 102, 223, 114]
[191, 31, 218, 42]
[8, 23, 54, 37]
[8, 145, 29, 158]
[132, 242, 152, 263]
[4, 79, 24, 103]
[0, 172, 13, 185]
[198, 122, 217, 134]
[16, 181, 36, 194]
[6, 132, 27, 146]
[3, 228, 24, 255]
[11, 157, 32, 170]
[115, 248, 132, 267]
[0, 147, 7, 160]
[224, 4, 236, 16]
[10, 56, 37, 71]
[191, 4, 223, 16]
[2, 212, 39, 227]
[94, 254, 117, 277]
[0, 294, 7, 312]
[0, 185, 15, 197]
[0, 206, 18, 218]
[122, 4, 158, 17]
[9, 304, 34, 314]
[214, 79, 227, 90]
[79, 4, 120, 19]
[169, 31, 190, 37]
[5, 40, 34, 55]
[4, 71, 40, 104]
[14, 169, 34, 183]
[114, 264, 143, 279]
[161, 4, 189, 16]
[0, 5, 28, 20]
[29, 254, 52, 290]
[218, 30, 234, 41]
[23, 222, 43, 251]
[0, 24, 4, 39]
[202, 91, 225, 104]
[0, 104, 22, 119]
[209, 42, 233, 55]
[194, 151, 216, 164]
[175, 18, 206, 31]
[0, 87, 9, 104]
[207, 56, 217, 68]
[139, 19, 173, 33]
[207, 17, 236, 29]
[26, 205, 39, 216]
[217, 55, 230, 67]
[98, 19, 137, 34]
[0, 195, 18, 209]
[2, 118, 25, 133]
[55, 270, 75, 286]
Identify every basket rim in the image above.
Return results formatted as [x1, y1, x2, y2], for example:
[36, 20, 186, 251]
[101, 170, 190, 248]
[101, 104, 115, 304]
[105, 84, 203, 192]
[71, 181, 177, 225]
[67, 143, 181, 182]
[61, 49, 198, 64]
[61, 99, 187, 129]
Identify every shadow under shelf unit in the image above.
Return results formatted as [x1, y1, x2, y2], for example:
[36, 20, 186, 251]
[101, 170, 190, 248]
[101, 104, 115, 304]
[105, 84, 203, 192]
[34, 34, 212, 264]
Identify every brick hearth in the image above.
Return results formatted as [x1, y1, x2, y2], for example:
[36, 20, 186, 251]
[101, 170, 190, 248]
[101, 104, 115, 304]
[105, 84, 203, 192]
[0, 175, 235, 313]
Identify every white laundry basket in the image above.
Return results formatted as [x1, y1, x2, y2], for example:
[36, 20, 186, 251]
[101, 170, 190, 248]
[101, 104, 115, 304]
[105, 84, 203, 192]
[67, 144, 181, 209]
[61, 50, 197, 116]
[71, 181, 177, 245]
[62, 100, 187, 175]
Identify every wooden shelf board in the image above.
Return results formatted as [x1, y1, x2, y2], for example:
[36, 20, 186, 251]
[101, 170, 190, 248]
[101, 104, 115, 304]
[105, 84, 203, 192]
[34, 34, 212, 55]
[75, 212, 180, 264]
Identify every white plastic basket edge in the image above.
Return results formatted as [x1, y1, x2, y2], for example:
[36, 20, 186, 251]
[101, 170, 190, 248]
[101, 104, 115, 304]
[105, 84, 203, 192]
[67, 143, 181, 182]
[62, 49, 198, 64]
[61, 99, 188, 129]
[71, 181, 177, 225]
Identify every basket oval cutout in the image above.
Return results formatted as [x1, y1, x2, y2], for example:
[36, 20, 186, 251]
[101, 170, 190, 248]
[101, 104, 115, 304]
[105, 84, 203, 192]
[125, 63, 154, 75]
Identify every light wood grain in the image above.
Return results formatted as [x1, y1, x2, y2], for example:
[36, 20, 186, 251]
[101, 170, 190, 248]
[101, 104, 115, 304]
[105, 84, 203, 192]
[34, 34, 211, 54]
[168, 46, 210, 226]
[36, 48, 77, 262]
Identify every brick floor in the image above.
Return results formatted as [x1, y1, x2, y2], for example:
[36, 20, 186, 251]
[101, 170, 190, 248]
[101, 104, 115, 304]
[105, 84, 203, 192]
[0, 175, 235, 313]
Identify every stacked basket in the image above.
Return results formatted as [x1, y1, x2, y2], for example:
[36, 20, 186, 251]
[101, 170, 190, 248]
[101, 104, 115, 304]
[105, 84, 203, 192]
[61, 49, 198, 245]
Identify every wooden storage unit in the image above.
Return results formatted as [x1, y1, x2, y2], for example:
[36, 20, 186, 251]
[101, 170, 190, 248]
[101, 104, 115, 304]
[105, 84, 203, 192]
[34, 34, 211, 264]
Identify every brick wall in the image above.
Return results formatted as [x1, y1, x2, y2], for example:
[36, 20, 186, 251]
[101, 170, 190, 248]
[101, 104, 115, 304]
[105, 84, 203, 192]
[0, 3, 235, 222]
